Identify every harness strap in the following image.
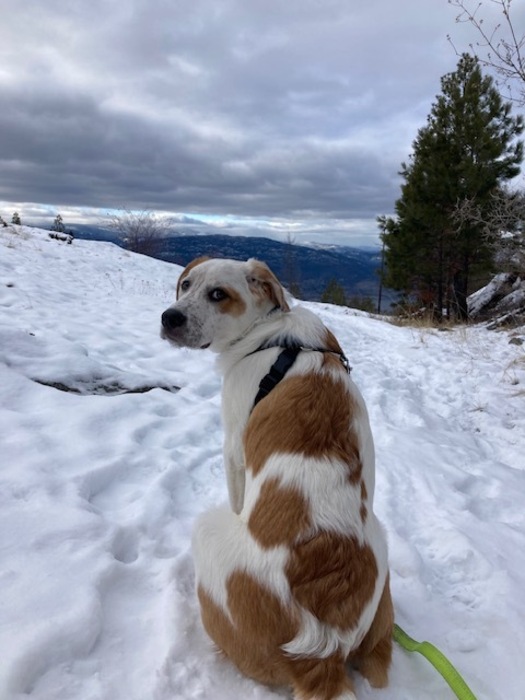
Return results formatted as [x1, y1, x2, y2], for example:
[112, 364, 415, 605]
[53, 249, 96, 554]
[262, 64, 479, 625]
[251, 344, 351, 410]
[252, 346, 301, 407]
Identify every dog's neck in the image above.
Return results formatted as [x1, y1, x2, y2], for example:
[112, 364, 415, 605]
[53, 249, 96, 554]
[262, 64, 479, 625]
[216, 305, 329, 376]
[227, 305, 282, 350]
[215, 307, 286, 373]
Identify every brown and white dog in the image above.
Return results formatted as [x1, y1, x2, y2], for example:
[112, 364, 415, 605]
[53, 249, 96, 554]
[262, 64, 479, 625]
[161, 257, 393, 700]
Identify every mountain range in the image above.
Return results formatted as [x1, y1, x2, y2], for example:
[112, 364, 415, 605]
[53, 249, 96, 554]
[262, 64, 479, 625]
[70, 225, 382, 304]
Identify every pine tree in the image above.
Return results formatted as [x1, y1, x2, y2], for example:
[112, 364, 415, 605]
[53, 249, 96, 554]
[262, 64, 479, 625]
[11, 212, 21, 225]
[321, 278, 347, 306]
[380, 54, 523, 319]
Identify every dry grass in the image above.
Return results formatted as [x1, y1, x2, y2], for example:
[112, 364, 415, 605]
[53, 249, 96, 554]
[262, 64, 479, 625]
[1, 224, 30, 247]
[387, 311, 469, 332]
[505, 353, 525, 389]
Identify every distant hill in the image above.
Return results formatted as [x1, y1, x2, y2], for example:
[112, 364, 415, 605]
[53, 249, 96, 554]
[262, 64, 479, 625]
[71, 225, 381, 302]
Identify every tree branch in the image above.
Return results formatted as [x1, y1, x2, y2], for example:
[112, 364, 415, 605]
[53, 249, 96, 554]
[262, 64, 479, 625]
[448, 0, 525, 104]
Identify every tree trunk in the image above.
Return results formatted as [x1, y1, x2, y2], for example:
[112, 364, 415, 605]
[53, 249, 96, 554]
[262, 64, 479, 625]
[453, 258, 469, 321]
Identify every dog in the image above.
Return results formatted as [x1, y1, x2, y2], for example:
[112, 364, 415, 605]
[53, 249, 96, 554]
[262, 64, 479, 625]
[161, 257, 393, 700]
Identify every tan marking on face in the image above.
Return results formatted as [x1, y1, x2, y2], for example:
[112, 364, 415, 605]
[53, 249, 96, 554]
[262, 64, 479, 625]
[349, 575, 394, 689]
[244, 373, 361, 483]
[247, 260, 290, 311]
[217, 287, 247, 317]
[176, 256, 210, 298]
[197, 573, 297, 687]
[286, 531, 378, 631]
[248, 478, 311, 548]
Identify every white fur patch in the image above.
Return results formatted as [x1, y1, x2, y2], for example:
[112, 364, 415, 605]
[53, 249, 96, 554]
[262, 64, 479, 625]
[192, 505, 291, 617]
[282, 608, 355, 659]
[242, 454, 365, 539]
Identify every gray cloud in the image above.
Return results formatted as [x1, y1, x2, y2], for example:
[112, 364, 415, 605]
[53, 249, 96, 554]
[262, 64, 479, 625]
[0, 0, 509, 245]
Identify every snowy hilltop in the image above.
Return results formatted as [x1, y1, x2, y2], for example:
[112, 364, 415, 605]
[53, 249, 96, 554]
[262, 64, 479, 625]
[1, 224, 524, 700]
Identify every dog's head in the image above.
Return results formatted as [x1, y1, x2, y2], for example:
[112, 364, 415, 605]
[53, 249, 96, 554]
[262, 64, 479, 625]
[160, 257, 290, 351]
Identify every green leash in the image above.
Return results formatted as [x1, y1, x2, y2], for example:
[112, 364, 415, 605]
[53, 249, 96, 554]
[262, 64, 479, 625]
[393, 624, 477, 700]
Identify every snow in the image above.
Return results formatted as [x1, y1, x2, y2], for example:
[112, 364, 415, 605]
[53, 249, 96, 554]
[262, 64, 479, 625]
[1, 224, 524, 700]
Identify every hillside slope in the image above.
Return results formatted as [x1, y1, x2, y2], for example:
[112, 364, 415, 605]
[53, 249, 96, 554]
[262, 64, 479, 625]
[1, 224, 524, 700]
[71, 225, 381, 302]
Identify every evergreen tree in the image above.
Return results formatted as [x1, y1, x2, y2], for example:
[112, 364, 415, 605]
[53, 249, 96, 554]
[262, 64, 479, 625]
[347, 295, 376, 313]
[321, 278, 347, 306]
[380, 54, 523, 319]
[12, 212, 21, 225]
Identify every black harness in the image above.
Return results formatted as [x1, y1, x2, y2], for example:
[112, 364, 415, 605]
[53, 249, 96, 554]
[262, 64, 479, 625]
[251, 344, 351, 409]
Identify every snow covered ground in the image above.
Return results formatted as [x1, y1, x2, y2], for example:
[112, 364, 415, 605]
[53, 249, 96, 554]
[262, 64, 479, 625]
[1, 225, 524, 700]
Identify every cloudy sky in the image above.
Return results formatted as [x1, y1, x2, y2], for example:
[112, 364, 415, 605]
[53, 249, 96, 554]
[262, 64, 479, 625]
[0, 0, 520, 246]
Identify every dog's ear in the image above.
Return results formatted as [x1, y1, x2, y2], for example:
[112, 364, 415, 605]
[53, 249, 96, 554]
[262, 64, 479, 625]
[176, 256, 210, 298]
[246, 259, 290, 312]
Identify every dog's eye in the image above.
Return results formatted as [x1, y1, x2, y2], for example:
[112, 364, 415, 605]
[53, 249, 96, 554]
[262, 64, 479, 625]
[208, 288, 228, 302]
[180, 279, 191, 291]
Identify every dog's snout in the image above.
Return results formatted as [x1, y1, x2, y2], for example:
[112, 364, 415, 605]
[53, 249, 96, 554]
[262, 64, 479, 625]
[161, 308, 187, 331]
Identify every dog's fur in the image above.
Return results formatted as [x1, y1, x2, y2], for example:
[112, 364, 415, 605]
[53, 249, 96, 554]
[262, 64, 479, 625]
[161, 257, 393, 700]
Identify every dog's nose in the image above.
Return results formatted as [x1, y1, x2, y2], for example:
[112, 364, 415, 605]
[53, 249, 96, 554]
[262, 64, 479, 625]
[161, 308, 187, 330]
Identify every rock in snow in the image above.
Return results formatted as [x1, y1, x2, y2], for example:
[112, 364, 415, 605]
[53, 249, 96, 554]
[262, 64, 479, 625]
[468, 272, 525, 327]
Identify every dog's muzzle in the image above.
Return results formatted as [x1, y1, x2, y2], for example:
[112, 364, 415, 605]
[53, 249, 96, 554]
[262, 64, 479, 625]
[161, 308, 187, 331]
[160, 307, 211, 349]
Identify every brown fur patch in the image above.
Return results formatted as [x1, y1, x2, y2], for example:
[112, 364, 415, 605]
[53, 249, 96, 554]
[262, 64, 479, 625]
[287, 654, 355, 700]
[323, 327, 344, 354]
[197, 572, 297, 687]
[217, 286, 247, 317]
[198, 575, 359, 698]
[286, 531, 378, 631]
[176, 256, 210, 298]
[248, 478, 312, 548]
[321, 352, 344, 371]
[360, 481, 368, 523]
[244, 372, 362, 483]
[320, 329, 350, 376]
[247, 260, 290, 311]
[348, 575, 394, 688]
